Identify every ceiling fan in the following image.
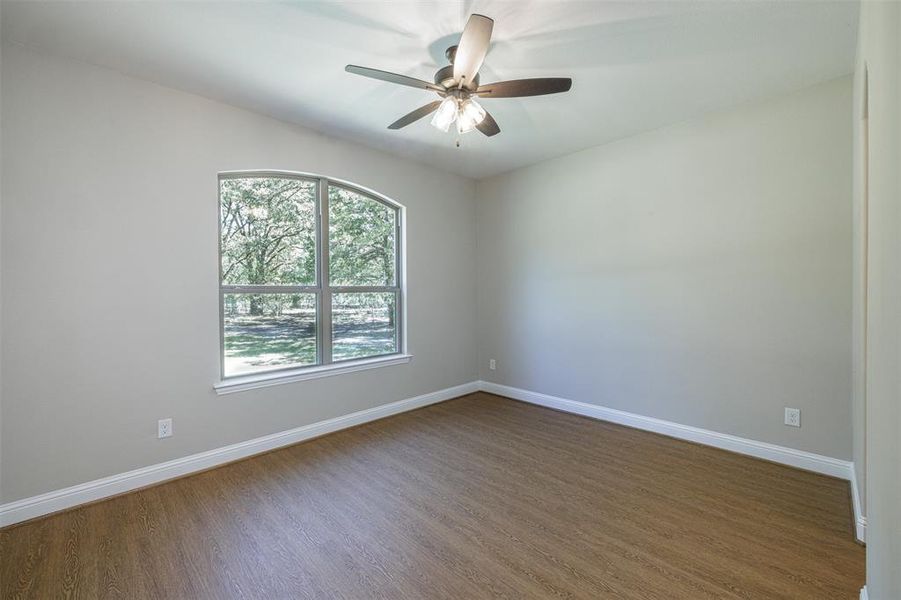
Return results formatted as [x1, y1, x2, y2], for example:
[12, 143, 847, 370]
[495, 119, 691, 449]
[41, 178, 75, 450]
[345, 14, 572, 138]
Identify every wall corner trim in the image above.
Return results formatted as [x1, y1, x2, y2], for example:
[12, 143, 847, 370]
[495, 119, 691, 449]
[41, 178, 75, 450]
[0, 381, 480, 528]
[478, 380, 857, 482]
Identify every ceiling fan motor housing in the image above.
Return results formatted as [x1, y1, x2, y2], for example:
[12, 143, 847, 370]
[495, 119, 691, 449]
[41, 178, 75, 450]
[434, 65, 480, 90]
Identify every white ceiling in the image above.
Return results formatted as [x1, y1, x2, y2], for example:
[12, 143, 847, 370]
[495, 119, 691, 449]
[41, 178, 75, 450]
[2, 1, 858, 179]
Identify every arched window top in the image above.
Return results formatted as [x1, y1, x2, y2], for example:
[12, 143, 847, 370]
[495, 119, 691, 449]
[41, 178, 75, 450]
[216, 171, 406, 391]
[220, 169, 404, 209]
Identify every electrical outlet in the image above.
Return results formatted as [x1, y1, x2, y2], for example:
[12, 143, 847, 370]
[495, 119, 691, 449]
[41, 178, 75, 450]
[158, 418, 173, 439]
[784, 408, 801, 428]
[489, 359, 496, 371]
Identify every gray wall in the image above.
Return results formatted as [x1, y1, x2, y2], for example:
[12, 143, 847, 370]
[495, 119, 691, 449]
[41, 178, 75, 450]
[476, 77, 853, 460]
[0, 43, 478, 503]
[856, 2, 901, 597]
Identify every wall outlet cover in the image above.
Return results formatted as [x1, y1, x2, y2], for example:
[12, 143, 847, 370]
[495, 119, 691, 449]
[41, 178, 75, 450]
[784, 408, 801, 428]
[158, 418, 173, 439]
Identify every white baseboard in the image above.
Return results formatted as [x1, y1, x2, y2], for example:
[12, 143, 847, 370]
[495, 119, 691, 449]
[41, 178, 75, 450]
[860, 585, 868, 600]
[479, 381, 856, 481]
[484, 380, 866, 543]
[0, 381, 480, 527]
[850, 471, 867, 543]
[1, 379, 864, 536]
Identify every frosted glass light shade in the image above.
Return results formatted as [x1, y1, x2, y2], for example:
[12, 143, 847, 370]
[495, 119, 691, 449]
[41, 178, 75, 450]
[430, 97, 458, 132]
[456, 98, 487, 133]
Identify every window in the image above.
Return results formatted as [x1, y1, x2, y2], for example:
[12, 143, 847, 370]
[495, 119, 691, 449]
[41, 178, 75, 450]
[218, 172, 403, 382]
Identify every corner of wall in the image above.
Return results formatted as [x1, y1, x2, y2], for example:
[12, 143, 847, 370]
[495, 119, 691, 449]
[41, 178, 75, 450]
[0, 9, 6, 504]
[850, 18, 868, 526]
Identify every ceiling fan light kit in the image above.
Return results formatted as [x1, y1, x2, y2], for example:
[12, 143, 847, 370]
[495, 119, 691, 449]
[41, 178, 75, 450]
[346, 14, 572, 140]
[430, 95, 487, 133]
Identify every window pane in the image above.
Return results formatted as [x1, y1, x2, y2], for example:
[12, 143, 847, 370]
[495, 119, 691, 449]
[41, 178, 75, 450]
[223, 293, 317, 376]
[220, 177, 317, 286]
[329, 186, 396, 286]
[332, 292, 397, 361]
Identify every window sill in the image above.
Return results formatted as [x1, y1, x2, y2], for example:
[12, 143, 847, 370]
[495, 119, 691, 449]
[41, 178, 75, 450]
[214, 354, 413, 395]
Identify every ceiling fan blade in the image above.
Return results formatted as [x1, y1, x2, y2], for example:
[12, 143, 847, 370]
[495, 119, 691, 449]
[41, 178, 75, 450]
[453, 14, 494, 89]
[475, 78, 573, 98]
[345, 65, 444, 92]
[476, 110, 500, 137]
[388, 101, 443, 129]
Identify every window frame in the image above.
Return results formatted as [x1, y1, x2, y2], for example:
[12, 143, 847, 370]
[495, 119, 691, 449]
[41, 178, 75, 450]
[217, 170, 406, 388]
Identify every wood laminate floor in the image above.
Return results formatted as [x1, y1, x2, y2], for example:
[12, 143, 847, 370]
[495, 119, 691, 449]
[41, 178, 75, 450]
[1, 393, 864, 599]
